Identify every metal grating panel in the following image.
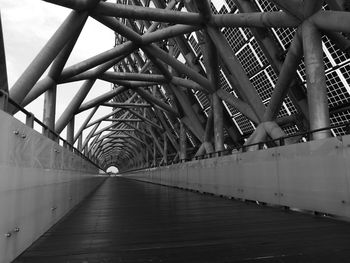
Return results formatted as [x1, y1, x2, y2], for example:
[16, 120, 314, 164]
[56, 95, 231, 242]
[326, 70, 350, 108]
[250, 70, 273, 102]
[233, 114, 255, 134]
[222, 27, 246, 53]
[330, 110, 350, 135]
[236, 44, 262, 77]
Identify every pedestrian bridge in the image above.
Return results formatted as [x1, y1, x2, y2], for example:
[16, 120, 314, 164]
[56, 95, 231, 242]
[3, 0, 350, 262]
[1, 109, 350, 263]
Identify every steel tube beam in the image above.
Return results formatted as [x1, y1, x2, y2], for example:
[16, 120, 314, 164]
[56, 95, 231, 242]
[141, 24, 200, 45]
[216, 89, 259, 124]
[311, 11, 350, 33]
[110, 80, 158, 87]
[170, 85, 205, 141]
[74, 106, 98, 143]
[101, 72, 209, 93]
[143, 44, 213, 92]
[153, 108, 179, 151]
[231, 0, 308, 127]
[60, 42, 138, 81]
[92, 122, 121, 138]
[170, 77, 207, 93]
[133, 87, 178, 116]
[61, 56, 125, 83]
[211, 12, 300, 28]
[267, 0, 304, 19]
[206, 26, 266, 121]
[263, 29, 303, 121]
[102, 72, 166, 82]
[148, 127, 164, 156]
[60, 18, 197, 82]
[102, 102, 151, 108]
[92, 2, 203, 25]
[78, 86, 127, 113]
[106, 118, 142, 122]
[43, 0, 92, 10]
[127, 108, 163, 130]
[93, 15, 142, 44]
[87, 108, 123, 129]
[123, 122, 152, 139]
[325, 0, 345, 11]
[82, 123, 100, 150]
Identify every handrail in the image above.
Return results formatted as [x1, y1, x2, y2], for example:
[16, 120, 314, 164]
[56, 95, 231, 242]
[120, 121, 350, 173]
[0, 91, 103, 171]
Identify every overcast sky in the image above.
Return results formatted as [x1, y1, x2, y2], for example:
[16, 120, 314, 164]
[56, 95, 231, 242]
[2, 0, 117, 141]
[1, 0, 226, 143]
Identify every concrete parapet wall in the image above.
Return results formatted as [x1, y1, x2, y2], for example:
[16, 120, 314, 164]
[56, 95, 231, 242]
[0, 111, 105, 263]
[123, 135, 350, 219]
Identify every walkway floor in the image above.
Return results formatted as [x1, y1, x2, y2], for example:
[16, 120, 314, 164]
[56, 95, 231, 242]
[14, 177, 350, 262]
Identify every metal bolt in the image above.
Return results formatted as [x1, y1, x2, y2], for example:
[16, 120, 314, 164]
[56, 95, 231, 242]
[14, 227, 20, 233]
[13, 130, 19, 135]
[21, 134, 26, 139]
[5, 233, 11, 238]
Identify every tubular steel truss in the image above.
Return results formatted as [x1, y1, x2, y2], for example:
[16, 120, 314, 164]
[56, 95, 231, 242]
[2, 0, 350, 171]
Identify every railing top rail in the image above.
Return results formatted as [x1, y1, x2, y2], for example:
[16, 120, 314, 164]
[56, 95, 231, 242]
[1, 93, 103, 171]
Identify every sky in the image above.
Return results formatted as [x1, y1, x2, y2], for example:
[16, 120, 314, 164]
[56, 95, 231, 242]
[1, 0, 226, 172]
[1, 0, 116, 142]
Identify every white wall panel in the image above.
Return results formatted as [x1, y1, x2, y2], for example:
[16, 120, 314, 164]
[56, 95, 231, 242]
[123, 135, 350, 220]
[278, 138, 348, 215]
[216, 155, 235, 197]
[0, 111, 104, 263]
[186, 161, 201, 191]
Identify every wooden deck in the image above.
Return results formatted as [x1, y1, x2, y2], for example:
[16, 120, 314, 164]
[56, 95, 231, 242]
[14, 177, 350, 262]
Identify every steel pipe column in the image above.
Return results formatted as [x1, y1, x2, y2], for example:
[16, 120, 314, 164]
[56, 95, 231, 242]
[179, 121, 187, 161]
[302, 21, 331, 140]
[67, 117, 75, 146]
[43, 85, 57, 137]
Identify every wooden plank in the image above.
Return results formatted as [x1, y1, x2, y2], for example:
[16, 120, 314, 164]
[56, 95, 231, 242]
[14, 177, 350, 262]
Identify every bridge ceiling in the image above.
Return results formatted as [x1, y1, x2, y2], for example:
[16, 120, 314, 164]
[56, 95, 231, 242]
[3, 0, 350, 171]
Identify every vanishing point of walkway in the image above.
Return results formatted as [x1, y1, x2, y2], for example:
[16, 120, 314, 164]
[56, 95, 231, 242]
[14, 177, 350, 262]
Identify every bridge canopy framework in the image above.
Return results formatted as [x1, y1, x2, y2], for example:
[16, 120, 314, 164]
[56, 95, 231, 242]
[3, 0, 350, 171]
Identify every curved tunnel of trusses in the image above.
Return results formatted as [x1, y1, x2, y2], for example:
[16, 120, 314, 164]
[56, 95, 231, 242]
[3, 0, 350, 172]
